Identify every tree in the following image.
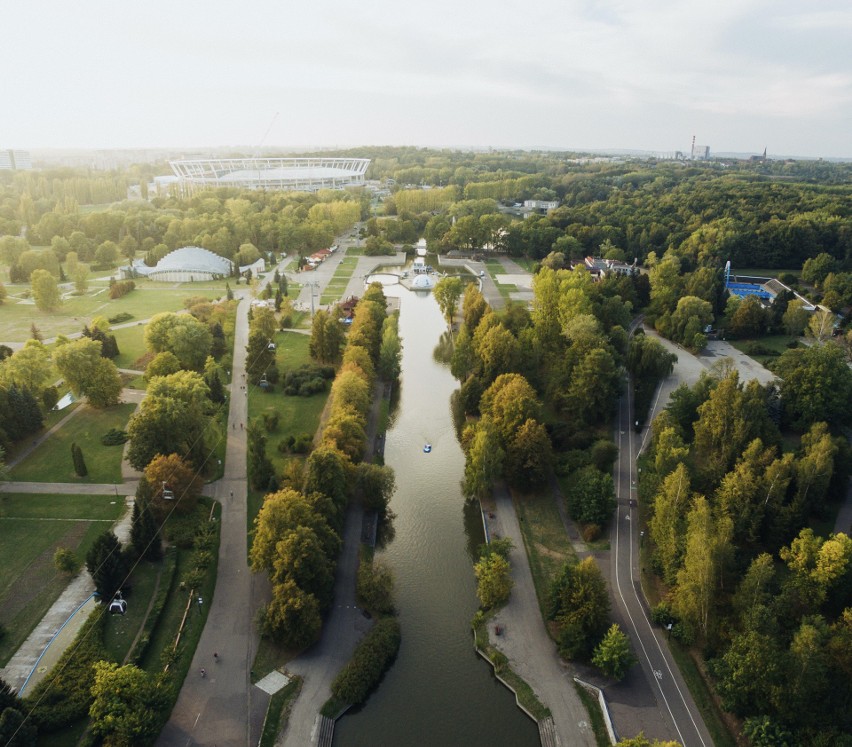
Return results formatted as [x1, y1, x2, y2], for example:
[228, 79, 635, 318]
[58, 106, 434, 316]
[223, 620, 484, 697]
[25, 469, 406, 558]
[479, 373, 541, 445]
[143, 453, 202, 518]
[261, 579, 322, 648]
[782, 299, 809, 336]
[356, 462, 396, 514]
[0, 340, 52, 394]
[144, 351, 182, 381]
[727, 295, 766, 339]
[86, 530, 128, 599]
[548, 557, 610, 659]
[775, 343, 852, 428]
[309, 310, 344, 364]
[433, 276, 464, 330]
[462, 418, 505, 500]
[144, 312, 212, 370]
[129, 489, 162, 561]
[801, 252, 837, 287]
[0, 695, 37, 747]
[474, 553, 512, 608]
[506, 418, 552, 490]
[71, 442, 88, 477]
[807, 308, 836, 342]
[649, 463, 692, 584]
[377, 313, 402, 380]
[592, 624, 637, 680]
[250, 488, 341, 570]
[126, 373, 211, 469]
[248, 421, 277, 491]
[322, 407, 367, 461]
[53, 337, 122, 408]
[271, 525, 335, 607]
[73, 266, 89, 295]
[53, 547, 78, 574]
[30, 268, 61, 311]
[94, 240, 119, 267]
[89, 661, 169, 746]
[674, 496, 732, 641]
[303, 445, 350, 518]
[568, 466, 616, 526]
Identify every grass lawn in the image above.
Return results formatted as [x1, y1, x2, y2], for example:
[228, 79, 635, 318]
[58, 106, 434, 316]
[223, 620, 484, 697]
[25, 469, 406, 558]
[728, 334, 796, 367]
[320, 257, 359, 305]
[246, 331, 330, 529]
[512, 488, 575, 619]
[110, 324, 148, 369]
[730, 267, 800, 278]
[0, 493, 126, 666]
[10, 402, 136, 483]
[138, 500, 220, 681]
[0, 284, 224, 343]
[102, 558, 163, 663]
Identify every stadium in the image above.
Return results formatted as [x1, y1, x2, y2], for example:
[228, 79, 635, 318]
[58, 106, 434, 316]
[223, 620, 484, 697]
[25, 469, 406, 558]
[169, 157, 370, 192]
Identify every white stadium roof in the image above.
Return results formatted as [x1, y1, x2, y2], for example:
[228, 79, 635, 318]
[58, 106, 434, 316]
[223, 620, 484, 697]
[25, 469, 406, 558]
[170, 157, 370, 192]
[155, 246, 232, 274]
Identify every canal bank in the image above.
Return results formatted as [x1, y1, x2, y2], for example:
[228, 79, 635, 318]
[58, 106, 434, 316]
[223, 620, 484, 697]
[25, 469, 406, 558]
[332, 286, 539, 747]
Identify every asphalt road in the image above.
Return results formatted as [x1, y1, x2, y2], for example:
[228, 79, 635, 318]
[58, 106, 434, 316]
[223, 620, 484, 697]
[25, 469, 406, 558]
[609, 334, 715, 747]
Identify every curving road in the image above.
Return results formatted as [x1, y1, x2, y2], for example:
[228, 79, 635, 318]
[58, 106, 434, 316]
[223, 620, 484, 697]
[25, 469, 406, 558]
[609, 332, 714, 746]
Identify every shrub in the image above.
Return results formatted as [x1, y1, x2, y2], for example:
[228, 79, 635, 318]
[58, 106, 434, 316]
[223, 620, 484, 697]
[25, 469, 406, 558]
[330, 618, 401, 705]
[54, 547, 79, 574]
[100, 428, 129, 446]
[282, 365, 334, 397]
[108, 312, 133, 324]
[582, 524, 601, 542]
[108, 280, 135, 299]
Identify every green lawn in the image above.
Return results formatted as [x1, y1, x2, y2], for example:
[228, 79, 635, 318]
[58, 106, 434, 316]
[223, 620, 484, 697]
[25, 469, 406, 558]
[0, 493, 125, 666]
[513, 488, 575, 620]
[110, 324, 148, 370]
[728, 334, 796, 366]
[320, 257, 359, 305]
[10, 403, 136, 483]
[246, 331, 329, 526]
[0, 283, 224, 343]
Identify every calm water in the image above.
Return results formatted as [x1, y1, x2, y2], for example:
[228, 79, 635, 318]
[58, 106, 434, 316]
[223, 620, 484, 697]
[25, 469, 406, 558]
[334, 288, 538, 747]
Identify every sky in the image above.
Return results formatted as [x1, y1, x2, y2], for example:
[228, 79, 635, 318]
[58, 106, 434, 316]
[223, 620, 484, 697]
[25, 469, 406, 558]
[2, 0, 851, 158]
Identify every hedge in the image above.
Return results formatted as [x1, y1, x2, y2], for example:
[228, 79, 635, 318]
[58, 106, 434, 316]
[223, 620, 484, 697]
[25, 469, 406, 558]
[330, 618, 400, 705]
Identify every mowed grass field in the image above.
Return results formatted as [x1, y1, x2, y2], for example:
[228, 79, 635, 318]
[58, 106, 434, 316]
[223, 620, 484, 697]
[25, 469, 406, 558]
[0, 281, 225, 343]
[0, 493, 126, 666]
[10, 403, 136, 483]
[320, 256, 358, 305]
[110, 323, 148, 370]
[246, 330, 329, 525]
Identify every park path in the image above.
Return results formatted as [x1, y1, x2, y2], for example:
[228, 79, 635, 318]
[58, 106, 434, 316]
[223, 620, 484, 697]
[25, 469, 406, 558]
[157, 295, 270, 747]
[486, 484, 597, 747]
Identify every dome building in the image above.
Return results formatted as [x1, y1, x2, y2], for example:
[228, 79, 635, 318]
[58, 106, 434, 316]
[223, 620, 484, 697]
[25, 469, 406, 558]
[134, 246, 234, 282]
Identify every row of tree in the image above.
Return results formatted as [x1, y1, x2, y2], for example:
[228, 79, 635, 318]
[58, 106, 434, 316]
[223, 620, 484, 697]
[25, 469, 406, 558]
[251, 284, 400, 649]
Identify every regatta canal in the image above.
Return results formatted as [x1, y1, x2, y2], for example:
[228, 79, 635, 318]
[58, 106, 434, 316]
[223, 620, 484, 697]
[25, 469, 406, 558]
[334, 286, 538, 746]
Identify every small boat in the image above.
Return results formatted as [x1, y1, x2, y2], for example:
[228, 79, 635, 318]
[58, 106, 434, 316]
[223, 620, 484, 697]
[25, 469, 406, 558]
[423, 443, 432, 453]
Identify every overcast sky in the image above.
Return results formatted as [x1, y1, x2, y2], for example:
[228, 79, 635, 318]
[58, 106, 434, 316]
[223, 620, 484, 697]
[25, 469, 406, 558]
[3, 0, 851, 158]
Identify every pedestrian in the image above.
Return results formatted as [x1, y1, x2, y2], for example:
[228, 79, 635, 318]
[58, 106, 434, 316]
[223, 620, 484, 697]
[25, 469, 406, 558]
[200, 668, 206, 678]
[240, 423, 243, 430]
[213, 652, 219, 662]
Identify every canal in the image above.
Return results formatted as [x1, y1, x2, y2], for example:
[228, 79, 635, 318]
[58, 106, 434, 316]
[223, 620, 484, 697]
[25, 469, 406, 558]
[334, 286, 538, 746]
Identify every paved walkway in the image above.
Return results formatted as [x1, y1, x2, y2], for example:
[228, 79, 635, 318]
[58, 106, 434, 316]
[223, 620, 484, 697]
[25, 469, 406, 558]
[157, 296, 270, 747]
[487, 484, 597, 747]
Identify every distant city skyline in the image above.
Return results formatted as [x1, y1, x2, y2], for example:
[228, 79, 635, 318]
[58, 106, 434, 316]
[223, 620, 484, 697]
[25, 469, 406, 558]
[3, 0, 850, 159]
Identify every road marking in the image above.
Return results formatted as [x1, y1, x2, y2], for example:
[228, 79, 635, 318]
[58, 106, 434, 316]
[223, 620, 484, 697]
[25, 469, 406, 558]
[614, 389, 709, 747]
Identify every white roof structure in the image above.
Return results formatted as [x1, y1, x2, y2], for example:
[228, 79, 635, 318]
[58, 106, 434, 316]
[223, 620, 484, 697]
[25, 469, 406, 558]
[170, 157, 370, 193]
[133, 246, 233, 281]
